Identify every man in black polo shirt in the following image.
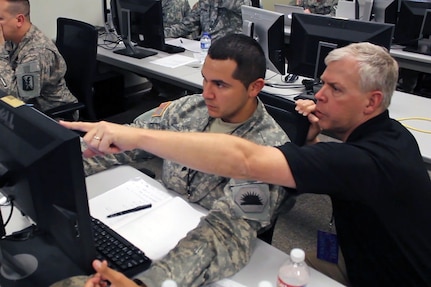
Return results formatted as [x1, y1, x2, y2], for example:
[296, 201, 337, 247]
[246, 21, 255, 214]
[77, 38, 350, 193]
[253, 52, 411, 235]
[62, 42, 431, 286]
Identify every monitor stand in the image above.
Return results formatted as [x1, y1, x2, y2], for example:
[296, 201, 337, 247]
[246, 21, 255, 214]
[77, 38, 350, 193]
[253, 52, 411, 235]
[403, 37, 431, 56]
[114, 39, 157, 59]
[294, 79, 319, 102]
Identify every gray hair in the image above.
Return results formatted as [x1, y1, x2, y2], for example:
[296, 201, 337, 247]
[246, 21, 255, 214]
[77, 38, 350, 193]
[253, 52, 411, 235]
[325, 42, 398, 109]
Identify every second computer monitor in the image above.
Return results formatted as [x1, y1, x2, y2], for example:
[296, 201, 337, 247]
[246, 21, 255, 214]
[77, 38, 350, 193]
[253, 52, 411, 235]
[287, 13, 394, 79]
[371, 0, 399, 24]
[241, 6, 286, 75]
[393, 0, 431, 46]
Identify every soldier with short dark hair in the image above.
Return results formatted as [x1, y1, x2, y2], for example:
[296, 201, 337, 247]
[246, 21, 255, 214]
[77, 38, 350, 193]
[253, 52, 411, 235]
[53, 33, 291, 287]
[0, 0, 78, 116]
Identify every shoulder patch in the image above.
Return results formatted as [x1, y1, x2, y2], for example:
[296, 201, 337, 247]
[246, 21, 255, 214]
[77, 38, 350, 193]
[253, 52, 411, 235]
[152, 101, 172, 117]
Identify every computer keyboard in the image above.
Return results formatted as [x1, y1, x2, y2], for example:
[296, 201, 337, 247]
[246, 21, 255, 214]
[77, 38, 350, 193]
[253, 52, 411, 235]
[91, 217, 152, 276]
[160, 43, 185, 54]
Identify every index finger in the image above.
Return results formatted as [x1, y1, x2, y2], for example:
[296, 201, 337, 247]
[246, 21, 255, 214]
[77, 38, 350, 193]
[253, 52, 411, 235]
[59, 120, 98, 133]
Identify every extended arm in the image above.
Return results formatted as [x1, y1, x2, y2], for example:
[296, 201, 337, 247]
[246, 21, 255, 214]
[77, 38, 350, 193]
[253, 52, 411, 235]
[60, 120, 295, 188]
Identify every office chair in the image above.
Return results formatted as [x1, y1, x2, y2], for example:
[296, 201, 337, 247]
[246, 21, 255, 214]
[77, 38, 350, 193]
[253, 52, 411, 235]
[45, 17, 99, 120]
[256, 94, 310, 244]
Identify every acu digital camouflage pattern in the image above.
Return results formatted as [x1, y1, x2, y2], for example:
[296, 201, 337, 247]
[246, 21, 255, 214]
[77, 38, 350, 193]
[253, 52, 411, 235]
[164, 0, 252, 41]
[0, 25, 78, 113]
[303, 0, 338, 15]
[59, 94, 291, 287]
[162, 0, 191, 28]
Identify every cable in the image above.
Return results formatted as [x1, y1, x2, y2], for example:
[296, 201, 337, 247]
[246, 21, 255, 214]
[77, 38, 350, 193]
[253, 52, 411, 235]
[396, 117, 431, 134]
[2, 197, 14, 227]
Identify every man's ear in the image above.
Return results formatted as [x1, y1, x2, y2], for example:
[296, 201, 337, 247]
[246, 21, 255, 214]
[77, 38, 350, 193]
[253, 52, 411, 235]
[16, 14, 26, 28]
[364, 90, 384, 114]
[249, 78, 265, 97]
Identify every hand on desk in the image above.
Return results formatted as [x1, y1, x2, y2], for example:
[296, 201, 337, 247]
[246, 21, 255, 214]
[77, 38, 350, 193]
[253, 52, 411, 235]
[85, 260, 142, 287]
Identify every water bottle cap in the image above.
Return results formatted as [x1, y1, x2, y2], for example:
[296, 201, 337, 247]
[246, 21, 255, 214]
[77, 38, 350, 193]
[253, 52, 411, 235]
[161, 279, 177, 287]
[290, 248, 305, 263]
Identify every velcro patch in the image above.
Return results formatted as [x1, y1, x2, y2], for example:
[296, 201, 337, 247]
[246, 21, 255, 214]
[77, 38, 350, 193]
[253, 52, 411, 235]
[233, 184, 268, 213]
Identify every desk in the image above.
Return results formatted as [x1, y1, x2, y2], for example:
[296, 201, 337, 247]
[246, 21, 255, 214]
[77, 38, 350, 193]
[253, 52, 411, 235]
[86, 165, 344, 287]
[97, 45, 203, 93]
[389, 47, 431, 74]
[97, 43, 431, 165]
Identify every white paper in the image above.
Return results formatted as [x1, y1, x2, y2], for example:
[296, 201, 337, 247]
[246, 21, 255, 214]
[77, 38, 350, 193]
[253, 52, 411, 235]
[117, 196, 205, 260]
[166, 37, 201, 53]
[150, 54, 199, 68]
[89, 178, 172, 229]
[89, 177, 206, 260]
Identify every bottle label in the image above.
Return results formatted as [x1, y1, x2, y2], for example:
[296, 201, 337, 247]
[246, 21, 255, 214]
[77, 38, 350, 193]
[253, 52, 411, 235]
[277, 276, 306, 287]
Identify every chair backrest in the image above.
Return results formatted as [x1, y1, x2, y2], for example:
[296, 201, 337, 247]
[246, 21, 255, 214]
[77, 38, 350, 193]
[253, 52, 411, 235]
[56, 17, 98, 120]
[259, 94, 310, 146]
[256, 94, 310, 244]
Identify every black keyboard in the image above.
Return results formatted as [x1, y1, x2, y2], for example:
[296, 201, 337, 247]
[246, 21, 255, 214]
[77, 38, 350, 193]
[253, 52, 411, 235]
[91, 217, 152, 276]
[160, 43, 185, 54]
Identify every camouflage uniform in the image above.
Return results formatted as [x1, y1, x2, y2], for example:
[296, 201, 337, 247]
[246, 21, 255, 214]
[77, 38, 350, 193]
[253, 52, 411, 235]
[164, 0, 252, 41]
[162, 0, 191, 28]
[301, 0, 338, 15]
[53, 94, 290, 287]
[0, 25, 78, 113]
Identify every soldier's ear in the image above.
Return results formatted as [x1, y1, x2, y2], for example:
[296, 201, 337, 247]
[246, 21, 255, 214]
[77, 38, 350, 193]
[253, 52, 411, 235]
[16, 14, 26, 27]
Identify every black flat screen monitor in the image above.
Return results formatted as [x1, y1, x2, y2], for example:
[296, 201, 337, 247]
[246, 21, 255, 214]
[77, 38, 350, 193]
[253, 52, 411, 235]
[0, 96, 95, 282]
[241, 6, 286, 75]
[422, 9, 431, 38]
[112, 0, 184, 59]
[393, 0, 431, 46]
[371, 0, 399, 24]
[287, 13, 394, 80]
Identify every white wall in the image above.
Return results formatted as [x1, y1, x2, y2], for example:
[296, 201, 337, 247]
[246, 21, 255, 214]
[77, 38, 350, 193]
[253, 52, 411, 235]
[30, 0, 105, 39]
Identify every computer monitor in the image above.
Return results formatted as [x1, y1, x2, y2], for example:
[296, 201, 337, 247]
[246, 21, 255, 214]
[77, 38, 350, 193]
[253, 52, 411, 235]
[370, 0, 399, 24]
[0, 95, 95, 283]
[241, 6, 286, 75]
[393, 0, 431, 46]
[287, 13, 394, 80]
[421, 9, 431, 38]
[111, 0, 184, 59]
[111, 0, 158, 58]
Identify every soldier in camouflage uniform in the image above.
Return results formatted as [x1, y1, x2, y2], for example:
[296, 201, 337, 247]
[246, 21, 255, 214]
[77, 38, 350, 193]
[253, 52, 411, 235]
[53, 34, 291, 287]
[162, 0, 191, 28]
[0, 0, 78, 115]
[164, 0, 252, 41]
[301, 0, 338, 16]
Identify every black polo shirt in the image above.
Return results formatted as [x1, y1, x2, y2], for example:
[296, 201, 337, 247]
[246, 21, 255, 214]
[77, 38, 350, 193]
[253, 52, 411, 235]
[277, 110, 431, 286]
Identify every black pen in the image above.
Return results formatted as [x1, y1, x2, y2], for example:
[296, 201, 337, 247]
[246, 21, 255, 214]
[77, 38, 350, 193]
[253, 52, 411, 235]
[107, 203, 152, 218]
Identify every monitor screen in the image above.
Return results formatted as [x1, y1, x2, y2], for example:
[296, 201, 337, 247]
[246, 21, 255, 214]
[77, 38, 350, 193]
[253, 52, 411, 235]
[393, 0, 431, 45]
[421, 9, 431, 38]
[287, 13, 394, 79]
[0, 96, 95, 281]
[371, 0, 399, 24]
[111, 0, 160, 58]
[241, 6, 286, 75]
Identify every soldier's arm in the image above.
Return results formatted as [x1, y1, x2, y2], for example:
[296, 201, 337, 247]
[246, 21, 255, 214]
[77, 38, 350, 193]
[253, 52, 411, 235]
[133, 183, 286, 286]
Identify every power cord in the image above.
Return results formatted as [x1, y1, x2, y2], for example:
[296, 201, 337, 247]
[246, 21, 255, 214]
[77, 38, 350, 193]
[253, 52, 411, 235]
[396, 117, 431, 134]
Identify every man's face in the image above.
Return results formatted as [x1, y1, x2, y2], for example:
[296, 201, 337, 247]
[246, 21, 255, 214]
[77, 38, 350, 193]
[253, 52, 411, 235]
[314, 57, 372, 138]
[201, 57, 255, 123]
[0, 1, 18, 42]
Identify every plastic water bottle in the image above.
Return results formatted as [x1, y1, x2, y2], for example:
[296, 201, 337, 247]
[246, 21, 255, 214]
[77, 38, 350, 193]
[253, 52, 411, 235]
[200, 32, 211, 60]
[277, 248, 310, 287]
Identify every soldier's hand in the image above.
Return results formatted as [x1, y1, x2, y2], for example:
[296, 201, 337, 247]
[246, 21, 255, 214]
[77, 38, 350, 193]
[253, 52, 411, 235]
[85, 260, 143, 287]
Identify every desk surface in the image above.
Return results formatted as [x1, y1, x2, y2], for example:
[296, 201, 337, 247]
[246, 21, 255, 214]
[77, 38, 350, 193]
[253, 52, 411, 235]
[97, 42, 431, 165]
[86, 165, 344, 287]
